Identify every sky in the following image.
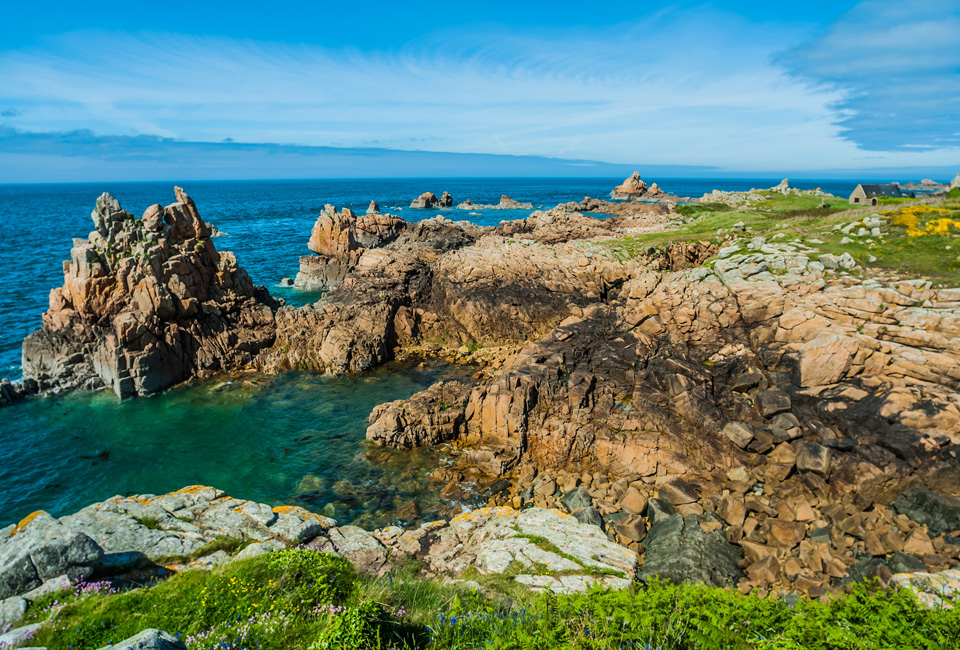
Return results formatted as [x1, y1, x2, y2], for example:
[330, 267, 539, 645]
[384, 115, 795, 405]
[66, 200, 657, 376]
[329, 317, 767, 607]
[0, 0, 958, 181]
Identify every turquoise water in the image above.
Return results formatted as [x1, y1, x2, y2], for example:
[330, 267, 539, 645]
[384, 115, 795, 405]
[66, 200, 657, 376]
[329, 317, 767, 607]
[0, 360, 477, 528]
[0, 178, 866, 528]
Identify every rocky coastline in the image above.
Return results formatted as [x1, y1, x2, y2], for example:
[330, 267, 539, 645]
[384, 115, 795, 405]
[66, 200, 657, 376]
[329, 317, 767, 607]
[3, 179, 960, 611]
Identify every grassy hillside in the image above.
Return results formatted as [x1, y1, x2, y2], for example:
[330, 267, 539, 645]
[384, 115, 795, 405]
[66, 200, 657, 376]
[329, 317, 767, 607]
[606, 192, 960, 286]
[12, 549, 959, 650]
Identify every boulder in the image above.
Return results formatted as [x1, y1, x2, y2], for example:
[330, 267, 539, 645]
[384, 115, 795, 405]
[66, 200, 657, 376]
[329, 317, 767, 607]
[639, 513, 743, 587]
[795, 442, 832, 476]
[98, 629, 187, 650]
[892, 487, 960, 536]
[657, 478, 699, 505]
[0, 512, 103, 600]
[619, 487, 647, 515]
[722, 422, 754, 449]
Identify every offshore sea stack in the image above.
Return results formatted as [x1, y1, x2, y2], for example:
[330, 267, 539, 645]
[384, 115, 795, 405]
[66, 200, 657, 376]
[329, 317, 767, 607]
[20, 188, 279, 399]
[610, 171, 684, 202]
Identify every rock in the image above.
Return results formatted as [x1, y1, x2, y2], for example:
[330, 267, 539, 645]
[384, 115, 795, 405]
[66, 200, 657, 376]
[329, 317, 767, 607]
[838, 252, 856, 269]
[366, 381, 471, 449]
[619, 487, 647, 515]
[404, 507, 636, 590]
[534, 478, 557, 497]
[410, 192, 452, 209]
[793, 334, 859, 387]
[233, 540, 285, 561]
[613, 514, 647, 542]
[610, 172, 648, 200]
[455, 196, 534, 211]
[21, 189, 279, 399]
[572, 506, 604, 528]
[366, 201, 380, 215]
[279, 278, 294, 287]
[745, 555, 780, 584]
[902, 528, 936, 556]
[722, 422, 754, 449]
[0, 623, 42, 648]
[795, 442, 831, 476]
[0, 511, 103, 600]
[99, 629, 187, 650]
[765, 519, 806, 549]
[717, 494, 746, 528]
[639, 513, 743, 587]
[756, 390, 791, 417]
[658, 478, 699, 505]
[0, 595, 27, 628]
[889, 568, 960, 608]
[892, 487, 960, 537]
[561, 487, 594, 513]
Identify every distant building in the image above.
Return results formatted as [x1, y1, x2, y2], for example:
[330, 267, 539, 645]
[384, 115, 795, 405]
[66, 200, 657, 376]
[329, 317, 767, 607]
[848, 183, 912, 206]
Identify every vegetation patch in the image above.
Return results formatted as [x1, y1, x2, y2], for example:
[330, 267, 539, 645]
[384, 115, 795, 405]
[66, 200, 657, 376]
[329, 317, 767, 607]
[12, 551, 959, 650]
[603, 190, 960, 285]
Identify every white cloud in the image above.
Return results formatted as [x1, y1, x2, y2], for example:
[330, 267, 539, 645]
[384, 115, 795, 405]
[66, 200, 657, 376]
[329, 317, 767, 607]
[0, 4, 957, 170]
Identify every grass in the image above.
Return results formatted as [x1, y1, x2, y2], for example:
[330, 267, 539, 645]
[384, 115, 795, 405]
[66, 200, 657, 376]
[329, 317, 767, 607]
[136, 515, 163, 530]
[602, 190, 960, 285]
[10, 548, 959, 650]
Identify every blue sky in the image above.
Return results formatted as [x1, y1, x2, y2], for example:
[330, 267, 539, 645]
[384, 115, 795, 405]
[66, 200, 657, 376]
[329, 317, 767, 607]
[1, 0, 958, 181]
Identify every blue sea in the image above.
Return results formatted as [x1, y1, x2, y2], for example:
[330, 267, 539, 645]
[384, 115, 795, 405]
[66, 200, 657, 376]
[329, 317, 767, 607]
[0, 177, 862, 526]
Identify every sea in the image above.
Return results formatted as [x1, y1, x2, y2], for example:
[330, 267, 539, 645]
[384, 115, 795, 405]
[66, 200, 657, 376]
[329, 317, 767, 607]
[0, 177, 864, 527]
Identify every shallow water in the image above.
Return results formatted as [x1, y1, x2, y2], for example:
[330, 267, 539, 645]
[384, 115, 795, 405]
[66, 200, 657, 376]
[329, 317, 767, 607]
[0, 177, 864, 527]
[0, 359, 477, 528]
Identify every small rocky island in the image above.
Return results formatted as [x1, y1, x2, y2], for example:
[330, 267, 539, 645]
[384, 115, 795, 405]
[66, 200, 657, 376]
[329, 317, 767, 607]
[2, 178, 960, 648]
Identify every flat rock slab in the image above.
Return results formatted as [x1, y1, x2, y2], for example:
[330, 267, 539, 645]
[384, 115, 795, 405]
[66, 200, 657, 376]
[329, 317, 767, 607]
[97, 629, 186, 650]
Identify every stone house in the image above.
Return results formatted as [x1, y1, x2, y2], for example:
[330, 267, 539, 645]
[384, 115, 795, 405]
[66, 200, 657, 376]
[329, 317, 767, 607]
[848, 183, 911, 206]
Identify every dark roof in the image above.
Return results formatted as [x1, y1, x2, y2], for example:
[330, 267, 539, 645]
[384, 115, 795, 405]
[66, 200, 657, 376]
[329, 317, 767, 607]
[857, 183, 902, 198]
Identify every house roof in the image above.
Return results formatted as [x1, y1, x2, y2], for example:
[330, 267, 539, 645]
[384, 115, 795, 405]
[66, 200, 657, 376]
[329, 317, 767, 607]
[856, 183, 902, 198]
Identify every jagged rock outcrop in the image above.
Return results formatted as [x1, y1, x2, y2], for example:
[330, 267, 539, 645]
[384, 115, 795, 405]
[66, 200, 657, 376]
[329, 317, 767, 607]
[19, 189, 279, 399]
[294, 205, 407, 291]
[262, 206, 658, 374]
[609, 173, 687, 203]
[366, 200, 380, 215]
[455, 195, 534, 210]
[611, 172, 648, 199]
[410, 191, 453, 209]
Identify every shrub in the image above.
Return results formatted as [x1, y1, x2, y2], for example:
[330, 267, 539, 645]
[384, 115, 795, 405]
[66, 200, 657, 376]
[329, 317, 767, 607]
[310, 601, 386, 650]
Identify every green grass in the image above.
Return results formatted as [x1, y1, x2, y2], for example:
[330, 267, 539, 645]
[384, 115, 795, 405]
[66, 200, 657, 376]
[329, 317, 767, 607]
[12, 549, 960, 650]
[136, 515, 163, 530]
[602, 190, 960, 285]
[606, 191, 858, 255]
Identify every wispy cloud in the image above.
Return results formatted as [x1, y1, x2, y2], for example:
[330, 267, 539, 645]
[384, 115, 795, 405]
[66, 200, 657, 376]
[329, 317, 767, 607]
[782, 0, 960, 151]
[0, 2, 957, 175]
